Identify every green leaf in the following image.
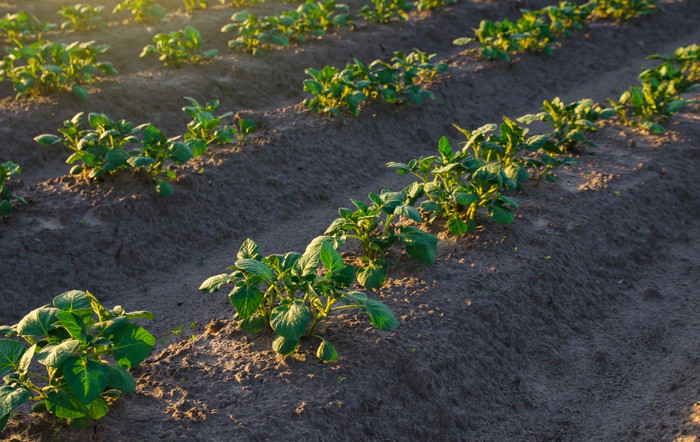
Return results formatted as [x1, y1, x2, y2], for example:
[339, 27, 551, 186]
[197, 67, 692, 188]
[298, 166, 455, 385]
[0, 385, 30, 427]
[105, 364, 136, 393]
[363, 298, 399, 330]
[72, 84, 88, 100]
[0, 340, 25, 376]
[488, 204, 515, 224]
[62, 356, 110, 405]
[356, 263, 386, 290]
[53, 290, 92, 313]
[319, 241, 344, 273]
[18, 344, 35, 375]
[295, 236, 333, 277]
[316, 339, 338, 363]
[34, 134, 61, 146]
[87, 396, 109, 420]
[155, 180, 173, 197]
[398, 226, 438, 265]
[46, 388, 88, 419]
[229, 285, 263, 319]
[36, 339, 80, 367]
[665, 99, 687, 114]
[199, 274, 231, 293]
[235, 259, 274, 281]
[237, 238, 260, 260]
[16, 307, 60, 338]
[448, 217, 469, 235]
[109, 323, 155, 369]
[57, 311, 88, 343]
[393, 205, 422, 223]
[271, 336, 298, 355]
[270, 300, 310, 341]
[239, 312, 266, 333]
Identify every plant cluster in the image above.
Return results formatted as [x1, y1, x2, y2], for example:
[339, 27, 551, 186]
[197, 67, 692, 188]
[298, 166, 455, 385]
[0, 161, 27, 218]
[610, 44, 699, 133]
[222, 0, 352, 55]
[359, 0, 412, 23]
[140, 26, 218, 67]
[0, 290, 154, 430]
[200, 237, 398, 362]
[454, 0, 659, 62]
[183, 0, 210, 11]
[0, 40, 116, 99]
[0, 12, 57, 46]
[182, 96, 257, 152]
[303, 49, 447, 116]
[59, 4, 107, 31]
[113, 0, 167, 22]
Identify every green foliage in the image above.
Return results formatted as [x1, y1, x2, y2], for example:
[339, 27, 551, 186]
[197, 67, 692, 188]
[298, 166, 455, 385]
[590, 0, 659, 21]
[34, 112, 194, 196]
[59, 4, 107, 31]
[113, 0, 167, 22]
[517, 97, 615, 152]
[140, 26, 218, 67]
[0, 161, 27, 218]
[200, 237, 398, 361]
[359, 0, 413, 23]
[304, 49, 447, 116]
[182, 96, 257, 152]
[325, 184, 437, 289]
[183, 0, 210, 11]
[0, 40, 117, 99]
[0, 12, 57, 46]
[222, 0, 352, 55]
[415, 0, 455, 12]
[610, 44, 699, 133]
[0, 290, 154, 430]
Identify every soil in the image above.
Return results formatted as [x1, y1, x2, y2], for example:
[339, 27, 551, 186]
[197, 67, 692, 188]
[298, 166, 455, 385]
[0, 0, 699, 440]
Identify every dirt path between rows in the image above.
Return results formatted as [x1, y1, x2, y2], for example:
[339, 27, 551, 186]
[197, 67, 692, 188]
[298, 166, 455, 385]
[1, 0, 699, 440]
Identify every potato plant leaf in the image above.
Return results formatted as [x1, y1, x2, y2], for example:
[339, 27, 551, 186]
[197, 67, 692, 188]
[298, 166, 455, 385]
[0, 340, 25, 375]
[109, 323, 155, 368]
[316, 339, 338, 363]
[62, 356, 110, 405]
[356, 263, 386, 290]
[0, 385, 30, 426]
[16, 307, 60, 338]
[229, 285, 263, 319]
[272, 336, 298, 355]
[363, 298, 399, 330]
[36, 339, 81, 367]
[270, 300, 310, 341]
[199, 274, 231, 293]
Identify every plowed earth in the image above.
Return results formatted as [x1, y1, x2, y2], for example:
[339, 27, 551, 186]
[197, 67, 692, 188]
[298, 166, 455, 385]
[1, 0, 699, 440]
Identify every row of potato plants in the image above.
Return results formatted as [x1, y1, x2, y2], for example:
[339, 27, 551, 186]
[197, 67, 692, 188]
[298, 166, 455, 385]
[453, 0, 660, 61]
[303, 49, 447, 116]
[33, 97, 257, 196]
[201, 42, 700, 363]
[0, 42, 696, 433]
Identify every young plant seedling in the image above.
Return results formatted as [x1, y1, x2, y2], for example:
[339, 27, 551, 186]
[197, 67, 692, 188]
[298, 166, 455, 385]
[0, 161, 27, 217]
[59, 4, 107, 31]
[140, 26, 218, 67]
[0, 12, 57, 45]
[200, 237, 399, 362]
[0, 290, 155, 430]
[359, 0, 413, 23]
[182, 96, 258, 151]
[113, 0, 167, 22]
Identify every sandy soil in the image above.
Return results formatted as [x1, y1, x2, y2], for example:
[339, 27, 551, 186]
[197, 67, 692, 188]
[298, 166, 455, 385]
[0, 0, 699, 440]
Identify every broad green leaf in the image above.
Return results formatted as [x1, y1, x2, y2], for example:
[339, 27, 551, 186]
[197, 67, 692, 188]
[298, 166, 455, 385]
[420, 201, 442, 213]
[447, 217, 469, 235]
[17, 307, 60, 338]
[454, 191, 478, 207]
[235, 259, 274, 280]
[316, 339, 338, 363]
[53, 290, 92, 313]
[72, 84, 88, 100]
[0, 340, 25, 375]
[17, 344, 35, 375]
[488, 204, 515, 224]
[356, 264, 386, 290]
[109, 323, 155, 369]
[199, 274, 231, 293]
[63, 357, 110, 405]
[363, 298, 399, 330]
[105, 364, 136, 393]
[665, 99, 686, 114]
[229, 285, 263, 319]
[237, 238, 260, 260]
[0, 385, 30, 426]
[239, 312, 266, 333]
[270, 300, 310, 341]
[34, 134, 61, 146]
[127, 156, 155, 168]
[46, 388, 88, 419]
[398, 226, 438, 265]
[319, 241, 344, 273]
[271, 336, 298, 355]
[393, 205, 422, 223]
[156, 180, 173, 197]
[87, 396, 109, 420]
[295, 236, 333, 277]
[57, 311, 88, 343]
[36, 339, 80, 367]
[169, 142, 193, 164]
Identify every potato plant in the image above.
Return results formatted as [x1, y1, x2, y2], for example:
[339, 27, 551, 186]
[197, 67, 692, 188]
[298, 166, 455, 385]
[0, 40, 117, 99]
[517, 97, 615, 152]
[222, 0, 351, 55]
[182, 97, 257, 153]
[359, 0, 413, 23]
[415, 0, 456, 12]
[303, 64, 368, 116]
[35, 112, 194, 196]
[0, 12, 57, 45]
[200, 237, 398, 362]
[183, 0, 210, 11]
[0, 161, 27, 218]
[59, 4, 107, 31]
[113, 0, 167, 22]
[140, 26, 218, 68]
[0, 290, 154, 430]
[590, 0, 658, 21]
[325, 185, 438, 289]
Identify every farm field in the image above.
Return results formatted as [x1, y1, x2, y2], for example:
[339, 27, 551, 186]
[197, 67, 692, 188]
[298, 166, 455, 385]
[0, 0, 699, 439]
